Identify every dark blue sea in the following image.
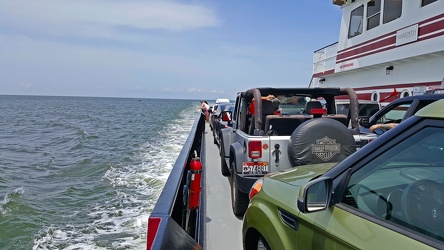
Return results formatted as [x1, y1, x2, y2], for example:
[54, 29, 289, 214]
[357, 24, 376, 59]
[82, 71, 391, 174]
[0, 95, 199, 249]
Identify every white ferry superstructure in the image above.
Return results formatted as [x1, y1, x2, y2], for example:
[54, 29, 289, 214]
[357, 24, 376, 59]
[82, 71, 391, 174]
[310, 0, 444, 105]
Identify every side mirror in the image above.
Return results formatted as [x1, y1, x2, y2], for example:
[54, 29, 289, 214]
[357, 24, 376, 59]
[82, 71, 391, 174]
[221, 111, 232, 122]
[298, 177, 332, 213]
[359, 116, 370, 128]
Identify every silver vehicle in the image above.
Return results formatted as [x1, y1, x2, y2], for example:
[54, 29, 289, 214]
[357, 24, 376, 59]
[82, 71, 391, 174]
[219, 87, 365, 216]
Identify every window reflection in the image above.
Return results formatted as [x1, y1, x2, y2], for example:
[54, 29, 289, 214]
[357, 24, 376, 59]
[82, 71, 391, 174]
[422, 0, 438, 7]
[349, 5, 364, 38]
[343, 127, 444, 241]
[383, 0, 402, 24]
[348, 0, 406, 39]
[367, 0, 381, 30]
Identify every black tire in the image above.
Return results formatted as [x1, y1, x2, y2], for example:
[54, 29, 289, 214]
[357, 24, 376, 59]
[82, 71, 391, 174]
[214, 136, 218, 145]
[257, 236, 270, 250]
[220, 143, 230, 176]
[288, 118, 356, 167]
[230, 160, 249, 216]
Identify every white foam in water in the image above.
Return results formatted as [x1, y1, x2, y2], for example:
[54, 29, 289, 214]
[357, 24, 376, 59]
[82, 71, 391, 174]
[0, 187, 24, 215]
[33, 103, 198, 249]
[33, 225, 100, 250]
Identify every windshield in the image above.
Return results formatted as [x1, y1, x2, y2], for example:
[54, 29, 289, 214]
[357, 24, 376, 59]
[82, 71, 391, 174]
[274, 95, 307, 115]
[337, 103, 380, 117]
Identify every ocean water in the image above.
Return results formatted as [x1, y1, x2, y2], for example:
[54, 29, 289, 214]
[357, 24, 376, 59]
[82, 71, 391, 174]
[0, 95, 198, 249]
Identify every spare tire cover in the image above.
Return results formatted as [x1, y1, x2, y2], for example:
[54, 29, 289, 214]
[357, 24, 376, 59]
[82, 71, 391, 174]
[288, 118, 356, 167]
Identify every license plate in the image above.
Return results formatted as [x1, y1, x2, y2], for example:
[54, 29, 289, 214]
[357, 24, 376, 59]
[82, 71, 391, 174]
[242, 162, 269, 175]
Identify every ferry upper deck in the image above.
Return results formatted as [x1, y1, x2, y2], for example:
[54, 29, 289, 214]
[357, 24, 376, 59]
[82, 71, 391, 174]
[310, 0, 444, 103]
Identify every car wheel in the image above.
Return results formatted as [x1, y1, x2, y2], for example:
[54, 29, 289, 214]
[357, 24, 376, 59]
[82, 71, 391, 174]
[230, 160, 248, 216]
[257, 236, 270, 250]
[220, 143, 230, 176]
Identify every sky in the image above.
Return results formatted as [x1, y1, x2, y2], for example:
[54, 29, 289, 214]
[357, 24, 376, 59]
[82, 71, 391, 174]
[0, 0, 342, 100]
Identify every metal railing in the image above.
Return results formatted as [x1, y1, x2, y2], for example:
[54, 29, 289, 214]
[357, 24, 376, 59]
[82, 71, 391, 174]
[147, 112, 206, 250]
[313, 42, 338, 74]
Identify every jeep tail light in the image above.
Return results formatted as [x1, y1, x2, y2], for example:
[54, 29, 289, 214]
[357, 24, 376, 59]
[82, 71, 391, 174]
[249, 179, 263, 200]
[310, 108, 327, 115]
[249, 140, 262, 159]
[147, 217, 161, 250]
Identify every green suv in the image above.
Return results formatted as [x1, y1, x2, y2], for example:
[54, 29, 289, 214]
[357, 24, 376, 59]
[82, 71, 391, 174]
[242, 99, 444, 249]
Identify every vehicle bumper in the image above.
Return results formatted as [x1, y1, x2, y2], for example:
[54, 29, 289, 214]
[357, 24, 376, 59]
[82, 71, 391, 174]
[234, 173, 261, 194]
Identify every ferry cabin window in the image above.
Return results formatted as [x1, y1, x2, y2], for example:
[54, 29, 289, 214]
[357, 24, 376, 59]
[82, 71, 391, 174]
[367, 0, 381, 30]
[348, 5, 364, 38]
[383, 0, 402, 24]
[422, 0, 438, 6]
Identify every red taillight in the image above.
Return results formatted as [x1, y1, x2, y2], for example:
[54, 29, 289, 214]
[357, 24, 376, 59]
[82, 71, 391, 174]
[310, 108, 327, 115]
[222, 112, 232, 121]
[147, 217, 162, 250]
[249, 141, 262, 159]
[249, 179, 263, 200]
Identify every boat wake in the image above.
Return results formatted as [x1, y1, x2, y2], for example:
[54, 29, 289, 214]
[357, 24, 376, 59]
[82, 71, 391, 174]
[32, 103, 197, 250]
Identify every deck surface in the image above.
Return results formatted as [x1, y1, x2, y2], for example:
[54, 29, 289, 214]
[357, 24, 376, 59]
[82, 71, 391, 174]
[204, 123, 243, 250]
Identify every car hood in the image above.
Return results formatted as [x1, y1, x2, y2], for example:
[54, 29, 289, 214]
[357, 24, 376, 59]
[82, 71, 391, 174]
[259, 162, 338, 216]
[267, 162, 338, 186]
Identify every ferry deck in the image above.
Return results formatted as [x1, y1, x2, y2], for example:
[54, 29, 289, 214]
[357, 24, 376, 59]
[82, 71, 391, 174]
[203, 122, 243, 249]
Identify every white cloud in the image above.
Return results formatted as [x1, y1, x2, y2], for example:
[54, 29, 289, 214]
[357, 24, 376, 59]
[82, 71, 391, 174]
[0, 34, 205, 75]
[0, 0, 221, 40]
[186, 88, 206, 93]
[0, 0, 315, 99]
[184, 88, 224, 94]
[20, 82, 34, 88]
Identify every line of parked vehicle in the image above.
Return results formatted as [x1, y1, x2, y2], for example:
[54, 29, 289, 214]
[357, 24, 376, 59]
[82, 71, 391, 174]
[209, 88, 444, 249]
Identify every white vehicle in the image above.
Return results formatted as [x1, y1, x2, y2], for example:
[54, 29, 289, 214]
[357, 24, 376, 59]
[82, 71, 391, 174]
[310, 0, 444, 106]
[215, 98, 230, 104]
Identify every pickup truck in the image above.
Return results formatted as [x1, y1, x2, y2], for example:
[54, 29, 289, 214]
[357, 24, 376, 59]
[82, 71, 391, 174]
[219, 87, 367, 216]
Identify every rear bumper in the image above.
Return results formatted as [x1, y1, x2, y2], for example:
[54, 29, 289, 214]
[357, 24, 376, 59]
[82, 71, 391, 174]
[234, 173, 261, 194]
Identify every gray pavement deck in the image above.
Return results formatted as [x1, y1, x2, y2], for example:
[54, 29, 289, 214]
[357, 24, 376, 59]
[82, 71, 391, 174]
[203, 122, 243, 250]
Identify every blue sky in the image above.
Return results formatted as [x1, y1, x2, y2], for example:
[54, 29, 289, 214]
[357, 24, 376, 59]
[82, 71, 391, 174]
[0, 0, 341, 100]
